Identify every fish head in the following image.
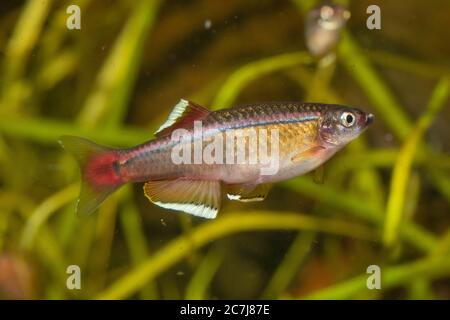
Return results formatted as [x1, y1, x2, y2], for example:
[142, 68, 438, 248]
[319, 106, 374, 146]
[308, 4, 351, 31]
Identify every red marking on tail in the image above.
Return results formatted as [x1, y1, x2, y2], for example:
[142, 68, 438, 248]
[86, 153, 125, 187]
[59, 135, 126, 216]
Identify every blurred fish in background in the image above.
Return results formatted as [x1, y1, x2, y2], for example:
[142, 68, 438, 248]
[305, 2, 350, 57]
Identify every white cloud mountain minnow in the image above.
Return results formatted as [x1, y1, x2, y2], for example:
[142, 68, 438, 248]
[59, 100, 374, 219]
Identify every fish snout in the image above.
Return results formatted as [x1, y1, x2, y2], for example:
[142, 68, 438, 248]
[365, 113, 374, 125]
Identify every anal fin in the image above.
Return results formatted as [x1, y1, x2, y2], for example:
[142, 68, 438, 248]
[226, 183, 271, 202]
[143, 179, 221, 219]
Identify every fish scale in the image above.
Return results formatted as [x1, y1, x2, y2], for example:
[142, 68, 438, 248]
[120, 104, 323, 182]
[60, 100, 373, 218]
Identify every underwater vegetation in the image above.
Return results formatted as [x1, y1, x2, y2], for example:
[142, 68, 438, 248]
[0, 0, 449, 300]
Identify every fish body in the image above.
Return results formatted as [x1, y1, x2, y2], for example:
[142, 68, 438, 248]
[60, 100, 373, 218]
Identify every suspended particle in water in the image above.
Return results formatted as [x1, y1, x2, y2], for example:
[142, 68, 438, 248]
[384, 133, 393, 143]
[204, 19, 212, 29]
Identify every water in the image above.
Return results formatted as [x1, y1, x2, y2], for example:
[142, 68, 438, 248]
[0, 0, 449, 300]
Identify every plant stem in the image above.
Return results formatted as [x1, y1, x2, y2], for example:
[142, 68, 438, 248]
[96, 211, 376, 299]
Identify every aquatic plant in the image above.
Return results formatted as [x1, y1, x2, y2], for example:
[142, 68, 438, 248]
[0, 0, 449, 300]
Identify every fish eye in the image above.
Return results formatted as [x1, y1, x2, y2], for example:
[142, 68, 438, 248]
[320, 6, 335, 20]
[341, 112, 356, 127]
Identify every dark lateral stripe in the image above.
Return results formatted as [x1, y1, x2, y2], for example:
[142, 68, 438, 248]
[213, 115, 320, 131]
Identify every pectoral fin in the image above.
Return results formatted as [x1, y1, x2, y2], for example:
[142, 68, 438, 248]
[291, 146, 325, 163]
[143, 179, 221, 219]
[313, 165, 325, 184]
[226, 183, 271, 202]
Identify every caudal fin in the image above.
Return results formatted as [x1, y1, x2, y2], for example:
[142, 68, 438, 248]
[59, 136, 125, 216]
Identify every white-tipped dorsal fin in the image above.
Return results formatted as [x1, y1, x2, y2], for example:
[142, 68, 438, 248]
[143, 179, 221, 219]
[226, 183, 271, 202]
[155, 99, 210, 137]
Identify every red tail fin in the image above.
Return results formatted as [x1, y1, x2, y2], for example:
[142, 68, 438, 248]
[59, 136, 125, 216]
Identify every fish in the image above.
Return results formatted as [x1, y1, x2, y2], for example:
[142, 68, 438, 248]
[59, 100, 374, 219]
[305, 3, 351, 57]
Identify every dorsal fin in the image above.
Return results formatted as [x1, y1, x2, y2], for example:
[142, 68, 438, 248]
[155, 99, 210, 137]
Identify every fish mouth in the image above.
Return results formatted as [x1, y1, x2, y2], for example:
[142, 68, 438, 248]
[365, 113, 374, 126]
